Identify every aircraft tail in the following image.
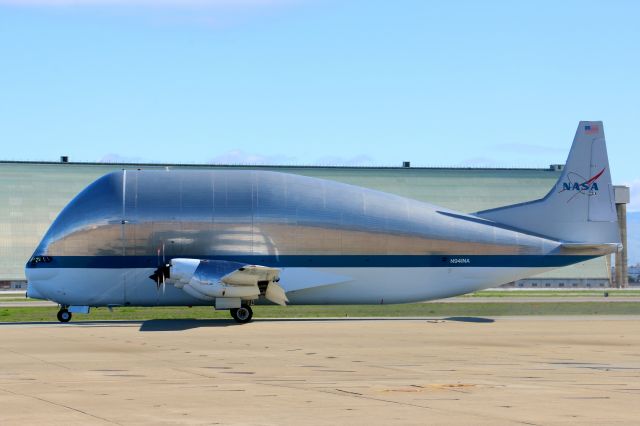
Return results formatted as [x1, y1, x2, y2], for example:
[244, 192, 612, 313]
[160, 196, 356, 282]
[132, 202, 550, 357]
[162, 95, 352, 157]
[475, 121, 621, 245]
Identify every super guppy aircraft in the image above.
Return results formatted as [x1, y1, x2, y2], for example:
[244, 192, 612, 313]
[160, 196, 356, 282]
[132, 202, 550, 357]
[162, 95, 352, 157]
[26, 122, 621, 323]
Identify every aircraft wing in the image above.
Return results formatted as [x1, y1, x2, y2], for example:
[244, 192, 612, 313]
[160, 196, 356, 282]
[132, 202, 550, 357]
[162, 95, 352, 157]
[221, 265, 280, 286]
[221, 265, 288, 306]
[167, 258, 288, 306]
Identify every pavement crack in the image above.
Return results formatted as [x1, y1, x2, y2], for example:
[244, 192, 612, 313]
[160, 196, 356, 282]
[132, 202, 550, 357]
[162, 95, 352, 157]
[0, 386, 121, 425]
[0, 347, 72, 371]
[257, 381, 435, 410]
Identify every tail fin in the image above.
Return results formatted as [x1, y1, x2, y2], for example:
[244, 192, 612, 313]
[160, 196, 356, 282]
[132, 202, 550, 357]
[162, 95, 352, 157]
[475, 121, 620, 244]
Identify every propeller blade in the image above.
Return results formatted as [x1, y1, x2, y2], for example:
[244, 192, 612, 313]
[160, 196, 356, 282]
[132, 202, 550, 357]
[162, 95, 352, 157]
[149, 263, 171, 286]
[149, 269, 162, 283]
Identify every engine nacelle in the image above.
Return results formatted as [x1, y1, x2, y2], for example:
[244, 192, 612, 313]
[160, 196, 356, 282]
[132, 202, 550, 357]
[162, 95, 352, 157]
[169, 258, 200, 286]
[185, 279, 260, 300]
[168, 258, 286, 305]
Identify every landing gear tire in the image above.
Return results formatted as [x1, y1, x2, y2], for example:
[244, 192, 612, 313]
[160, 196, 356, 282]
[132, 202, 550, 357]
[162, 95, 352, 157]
[230, 305, 253, 324]
[57, 308, 72, 323]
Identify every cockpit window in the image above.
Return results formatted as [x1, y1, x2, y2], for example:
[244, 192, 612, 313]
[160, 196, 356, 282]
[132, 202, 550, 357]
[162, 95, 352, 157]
[29, 256, 52, 265]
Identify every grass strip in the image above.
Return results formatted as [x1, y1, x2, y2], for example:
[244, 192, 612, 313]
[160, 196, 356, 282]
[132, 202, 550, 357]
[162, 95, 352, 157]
[1, 302, 640, 323]
[466, 290, 640, 297]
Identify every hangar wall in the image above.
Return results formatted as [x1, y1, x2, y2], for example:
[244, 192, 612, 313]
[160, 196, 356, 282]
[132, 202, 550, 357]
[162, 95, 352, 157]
[0, 161, 611, 286]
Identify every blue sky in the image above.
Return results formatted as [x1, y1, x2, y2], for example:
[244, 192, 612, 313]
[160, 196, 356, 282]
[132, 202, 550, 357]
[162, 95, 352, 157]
[1, 0, 639, 207]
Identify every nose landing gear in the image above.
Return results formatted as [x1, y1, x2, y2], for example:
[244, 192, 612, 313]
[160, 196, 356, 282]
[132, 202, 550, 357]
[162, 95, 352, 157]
[57, 307, 72, 323]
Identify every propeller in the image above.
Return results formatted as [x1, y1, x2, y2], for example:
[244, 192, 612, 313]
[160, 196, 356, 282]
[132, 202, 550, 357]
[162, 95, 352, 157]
[149, 243, 170, 294]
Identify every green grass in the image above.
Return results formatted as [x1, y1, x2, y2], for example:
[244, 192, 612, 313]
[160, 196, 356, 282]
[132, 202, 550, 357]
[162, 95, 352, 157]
[1, 302, 640, 323]
[465, 289, 640, 297]
[3, 289, 640, 304]
[0, 297, 46, 303]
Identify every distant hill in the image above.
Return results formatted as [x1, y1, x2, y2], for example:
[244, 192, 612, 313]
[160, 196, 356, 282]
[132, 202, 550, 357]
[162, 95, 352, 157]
[627, 212, 640, 266]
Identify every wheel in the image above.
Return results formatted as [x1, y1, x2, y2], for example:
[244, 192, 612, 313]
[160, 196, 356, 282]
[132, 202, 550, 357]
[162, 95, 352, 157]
[57, 308, 72, 323]
[230, 304, 253, 324]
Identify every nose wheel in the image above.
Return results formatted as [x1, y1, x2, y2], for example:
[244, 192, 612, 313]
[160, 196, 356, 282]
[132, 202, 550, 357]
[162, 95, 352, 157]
[57, 308, 72, 323]
[230, 304, 253, 324]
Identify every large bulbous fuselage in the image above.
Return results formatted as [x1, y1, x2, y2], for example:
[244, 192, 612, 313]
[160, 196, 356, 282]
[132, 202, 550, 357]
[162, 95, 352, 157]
[31, 169, 558, 260]
[25, 170, 585, 307]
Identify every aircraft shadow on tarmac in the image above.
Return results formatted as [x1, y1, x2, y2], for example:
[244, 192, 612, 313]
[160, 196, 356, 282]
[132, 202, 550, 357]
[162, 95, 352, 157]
[0, 316, 495, 331]
[139, 319, 235, 331]
[441, 316, 495, 323]
[138, 316, 495, 331]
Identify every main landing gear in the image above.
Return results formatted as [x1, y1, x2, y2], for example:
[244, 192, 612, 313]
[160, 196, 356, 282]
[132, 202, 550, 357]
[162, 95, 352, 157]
[230, 304, 253, 324]
[57, 307, 72, 323]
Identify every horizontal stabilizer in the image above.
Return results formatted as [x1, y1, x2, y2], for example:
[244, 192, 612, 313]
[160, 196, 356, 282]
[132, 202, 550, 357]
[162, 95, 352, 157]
[560, 242, 621, 255]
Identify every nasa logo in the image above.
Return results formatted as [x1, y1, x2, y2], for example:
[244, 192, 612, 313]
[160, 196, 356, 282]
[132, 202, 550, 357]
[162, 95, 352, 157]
[558, 168, 605, 201]
[561, 181, 599, 192]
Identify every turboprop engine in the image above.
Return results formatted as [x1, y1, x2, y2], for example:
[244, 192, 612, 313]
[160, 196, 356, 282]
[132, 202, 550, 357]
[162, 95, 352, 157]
[167, 258, 288, 308]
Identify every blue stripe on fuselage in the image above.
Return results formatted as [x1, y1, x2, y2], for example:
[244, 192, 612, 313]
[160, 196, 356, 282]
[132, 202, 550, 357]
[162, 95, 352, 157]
[26, 254, 597, 269]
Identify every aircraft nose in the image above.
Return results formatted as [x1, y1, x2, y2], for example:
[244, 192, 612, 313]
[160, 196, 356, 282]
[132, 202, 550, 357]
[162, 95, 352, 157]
[26, 282, 46, 300]
[25, 266, 58, 282]
[24, 266, 58, 300]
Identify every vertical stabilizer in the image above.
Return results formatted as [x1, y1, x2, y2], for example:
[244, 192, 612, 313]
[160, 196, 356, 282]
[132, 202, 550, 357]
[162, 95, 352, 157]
[475, 122, 620, 244]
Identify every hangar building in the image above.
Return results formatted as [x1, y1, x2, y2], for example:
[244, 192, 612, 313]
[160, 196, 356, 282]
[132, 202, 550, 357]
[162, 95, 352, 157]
[0, 160, 629, 289]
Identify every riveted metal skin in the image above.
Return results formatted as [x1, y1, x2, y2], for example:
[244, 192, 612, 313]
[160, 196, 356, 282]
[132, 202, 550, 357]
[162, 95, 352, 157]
[32, 170, 568, 259]
[24, 170, 602, 307]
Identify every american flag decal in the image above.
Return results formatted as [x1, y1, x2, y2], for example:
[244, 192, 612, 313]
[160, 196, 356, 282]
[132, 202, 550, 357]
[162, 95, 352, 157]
[585, 124, 599, 134]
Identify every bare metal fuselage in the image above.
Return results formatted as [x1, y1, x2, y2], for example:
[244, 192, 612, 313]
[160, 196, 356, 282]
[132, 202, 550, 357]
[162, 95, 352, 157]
[25, 170, 597, 307]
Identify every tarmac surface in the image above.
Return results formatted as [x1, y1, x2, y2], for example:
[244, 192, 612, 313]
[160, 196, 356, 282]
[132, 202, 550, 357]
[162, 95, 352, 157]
[1, 317, 639, 425]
